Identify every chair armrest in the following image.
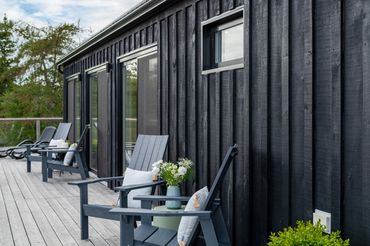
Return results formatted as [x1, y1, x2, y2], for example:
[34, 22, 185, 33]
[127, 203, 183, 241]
[133, 195, 190, 202]
[39, 148, 69, 153]
[68, 176, 125, 186]
[18, 139, 34, 146]
[113, 180, 165, 192]
[109, 208, 212, 219]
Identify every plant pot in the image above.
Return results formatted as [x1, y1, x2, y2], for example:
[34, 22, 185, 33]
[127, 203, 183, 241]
[165, 185, 181, 209]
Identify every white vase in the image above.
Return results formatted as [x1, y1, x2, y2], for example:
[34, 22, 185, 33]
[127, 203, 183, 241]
[165, 185, 181, 209]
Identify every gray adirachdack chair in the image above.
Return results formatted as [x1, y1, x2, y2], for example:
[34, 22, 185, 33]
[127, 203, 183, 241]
[110, 144, 238, 246]
[39, 124, 90, 182]
[24, 122, 71, 172]
[69, 134, 169, 240]
[0, 126, 56, 159]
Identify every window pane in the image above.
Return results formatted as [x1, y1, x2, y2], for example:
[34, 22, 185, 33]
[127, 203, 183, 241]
[123, 61, 138, 165]
[216, 23, 243, 63]
[75, 80, 81, 141]
[89, 74, 98, 171]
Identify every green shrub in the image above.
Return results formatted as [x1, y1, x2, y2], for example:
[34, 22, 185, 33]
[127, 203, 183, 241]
[268, 221, 349, 246]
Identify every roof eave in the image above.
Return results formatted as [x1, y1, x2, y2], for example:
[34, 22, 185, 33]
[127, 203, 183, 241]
[57, 0, 168, 72]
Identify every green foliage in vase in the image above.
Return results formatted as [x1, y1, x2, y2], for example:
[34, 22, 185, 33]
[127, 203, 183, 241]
[152, 159, 193, 186]
[268, 221, 349, 246]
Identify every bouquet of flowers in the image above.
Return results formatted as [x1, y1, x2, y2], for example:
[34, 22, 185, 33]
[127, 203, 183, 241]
[152, 158, 193, 186]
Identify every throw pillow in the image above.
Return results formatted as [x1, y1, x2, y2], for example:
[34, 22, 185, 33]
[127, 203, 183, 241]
[63, 143, 77, 166]
[177, 186, 209, 245]
[49, 139, 68, 159]
[117, 168, 153, 208]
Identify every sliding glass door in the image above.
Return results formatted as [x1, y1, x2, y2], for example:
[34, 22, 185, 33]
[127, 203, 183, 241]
[122, 51, 159, 168]
[89, 74, 99, 172]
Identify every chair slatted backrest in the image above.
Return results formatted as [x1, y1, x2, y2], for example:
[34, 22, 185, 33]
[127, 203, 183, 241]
[186, 144, 238, 245]
[128, 135, 169, 171]
[53, 123, 72, 140]
[35, 126, 56, 145]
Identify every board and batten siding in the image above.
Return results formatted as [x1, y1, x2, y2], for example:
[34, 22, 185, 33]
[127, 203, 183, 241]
[62, 0, 370, 245]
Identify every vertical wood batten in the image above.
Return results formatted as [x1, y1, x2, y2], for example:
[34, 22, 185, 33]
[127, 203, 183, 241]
[290, 0, 313, 223]
[220, 71, 234, 243]
[160, 18, 169, 144]
[185, 5, 197, 193]
[196, 0, 209, 189]
[362, 1, 370, 244]
[177, 10, 186, 161]
[343, 1, 363, 243]
[168, 14, 178, 161]
[302, 0, 313, 222]
[232, 0, 251, 244]
[268, 0, 290, 231]
[208, 72, 221, 183]
[313, 0, 342, 231]
[251, 0, 269, 244]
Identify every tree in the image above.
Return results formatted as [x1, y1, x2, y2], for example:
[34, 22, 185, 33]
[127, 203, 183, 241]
[0, 19, 83, 145]
[0, 15, 18, 95]
[16, 22, 81, 86]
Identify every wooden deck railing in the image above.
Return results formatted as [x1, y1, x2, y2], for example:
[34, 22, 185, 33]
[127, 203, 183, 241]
[0, 117, 63, 143]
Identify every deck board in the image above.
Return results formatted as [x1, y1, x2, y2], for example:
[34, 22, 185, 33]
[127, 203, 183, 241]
[0, 158, 121, 246]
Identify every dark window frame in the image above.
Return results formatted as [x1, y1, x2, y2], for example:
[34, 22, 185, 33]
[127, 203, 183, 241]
[201, 6, 244, 74]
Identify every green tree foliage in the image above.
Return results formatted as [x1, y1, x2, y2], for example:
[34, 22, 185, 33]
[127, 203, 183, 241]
[0, 15, 18, 95]
[16, 22, 80, 86]
[0, 17, 82, 145]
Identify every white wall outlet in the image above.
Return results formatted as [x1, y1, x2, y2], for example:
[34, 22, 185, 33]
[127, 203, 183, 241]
[313, 209, 331, 234]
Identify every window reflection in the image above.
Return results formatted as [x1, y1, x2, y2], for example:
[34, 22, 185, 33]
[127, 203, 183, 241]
[215, 24, 243, 63]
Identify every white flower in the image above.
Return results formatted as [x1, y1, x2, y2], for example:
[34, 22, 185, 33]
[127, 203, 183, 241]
[152, 167, 160, 176]
[152, 160, 163, 168]
[178, 166, 187, 176]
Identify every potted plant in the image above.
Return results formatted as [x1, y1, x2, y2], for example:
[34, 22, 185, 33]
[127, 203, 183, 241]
[152, 158, 193, 209]
[268, 220, 349, 246]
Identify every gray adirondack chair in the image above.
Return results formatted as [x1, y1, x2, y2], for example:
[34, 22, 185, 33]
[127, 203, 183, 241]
[0, 126, 56, 159]
[24, 122, 71, 172]
[39, 125, 90, 182]
[69, 134, 169, 240]
[109, 144, 238, 246]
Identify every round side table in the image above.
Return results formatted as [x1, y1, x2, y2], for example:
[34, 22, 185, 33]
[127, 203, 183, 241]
[152, 205, 186, 230]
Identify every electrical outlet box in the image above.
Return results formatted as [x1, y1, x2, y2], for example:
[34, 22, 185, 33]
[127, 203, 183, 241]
[313, 209, 331, 234]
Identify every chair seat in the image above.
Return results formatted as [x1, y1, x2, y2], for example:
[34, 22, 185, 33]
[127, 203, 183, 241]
[135, 225, 177, 246]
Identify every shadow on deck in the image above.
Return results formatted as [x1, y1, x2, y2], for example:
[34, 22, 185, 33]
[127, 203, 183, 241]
[0, 158, 120, 246]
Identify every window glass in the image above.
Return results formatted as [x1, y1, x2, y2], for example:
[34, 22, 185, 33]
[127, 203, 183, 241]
[123, 61, 138, 163]
[215, 23, 243, 63]
[74, 80, 81, 141]
[202, 12, 244, 72]
[89, 74, 98, 171]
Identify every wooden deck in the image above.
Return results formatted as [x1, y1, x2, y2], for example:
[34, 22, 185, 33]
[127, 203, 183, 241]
[0, 157, 121, 246]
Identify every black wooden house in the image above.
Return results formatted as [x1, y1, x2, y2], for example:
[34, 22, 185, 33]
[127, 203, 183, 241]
[57, 0, 370, 245]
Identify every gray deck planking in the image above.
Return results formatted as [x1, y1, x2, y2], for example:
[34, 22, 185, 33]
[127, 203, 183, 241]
[0, 158, 121, 246]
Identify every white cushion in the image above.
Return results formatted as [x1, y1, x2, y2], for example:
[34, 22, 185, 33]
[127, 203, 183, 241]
[118, 168, 153, 208]
[49, 139, 68, 158]
[177, 186, 209, 245]
[63, 143, 77, 166]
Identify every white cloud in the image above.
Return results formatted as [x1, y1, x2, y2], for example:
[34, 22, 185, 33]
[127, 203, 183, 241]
[0, 0, 142, 40]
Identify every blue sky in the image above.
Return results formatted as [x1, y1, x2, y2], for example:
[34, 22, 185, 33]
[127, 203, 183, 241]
[1, 0, 142, 41]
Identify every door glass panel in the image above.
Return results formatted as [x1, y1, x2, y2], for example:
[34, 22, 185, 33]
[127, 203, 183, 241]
[138, 54, 159, 134]
[75, 80, 81, 141]
[89, 74, 98, 171]
[123, 61, 138, 164]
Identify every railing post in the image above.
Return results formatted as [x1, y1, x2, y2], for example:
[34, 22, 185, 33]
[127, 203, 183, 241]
[36, 120, 40, 140]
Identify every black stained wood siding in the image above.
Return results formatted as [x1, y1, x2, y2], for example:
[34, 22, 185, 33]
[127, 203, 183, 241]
[62, 0, 370, 245]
